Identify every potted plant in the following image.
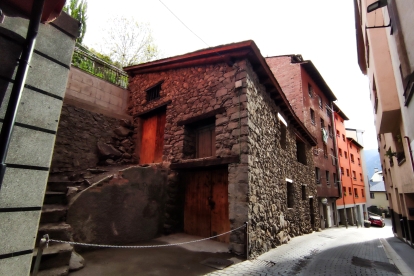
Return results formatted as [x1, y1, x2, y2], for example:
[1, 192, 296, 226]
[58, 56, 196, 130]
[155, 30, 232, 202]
[385, 148, 397, 160]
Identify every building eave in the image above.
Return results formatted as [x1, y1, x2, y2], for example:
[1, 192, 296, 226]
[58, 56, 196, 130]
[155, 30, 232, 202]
[354, 0, 367, 75]
[333, 102, 350, 120]
[124, 40, 318, 146]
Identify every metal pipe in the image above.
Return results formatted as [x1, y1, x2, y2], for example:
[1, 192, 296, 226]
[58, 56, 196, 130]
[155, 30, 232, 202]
[0, 0, 45, 192]
[404, 136, 414, 174]
[245, 221, 249, 260]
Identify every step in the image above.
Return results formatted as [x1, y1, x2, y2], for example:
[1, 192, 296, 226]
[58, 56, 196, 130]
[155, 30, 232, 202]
[44, 192, 67, 205]
[36, 223, 72, 246]
[31, 266, 69, 276]
[32, 243, 73, 272]
[47, 181, 83, 192]
[40, 205, 67, 223]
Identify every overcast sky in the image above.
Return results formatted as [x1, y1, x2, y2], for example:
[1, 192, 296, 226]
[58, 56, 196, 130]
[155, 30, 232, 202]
[83, 0, 378, 150]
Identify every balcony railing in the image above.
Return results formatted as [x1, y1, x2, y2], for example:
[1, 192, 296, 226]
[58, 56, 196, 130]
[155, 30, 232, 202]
[72, 47, 128, 89]
[397, 151, 406, 166]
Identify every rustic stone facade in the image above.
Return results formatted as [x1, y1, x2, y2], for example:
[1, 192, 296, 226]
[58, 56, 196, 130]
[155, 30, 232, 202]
[127, 56, 319, 257]
[244, 62, 319, 257]
[50, 103, 136, 179]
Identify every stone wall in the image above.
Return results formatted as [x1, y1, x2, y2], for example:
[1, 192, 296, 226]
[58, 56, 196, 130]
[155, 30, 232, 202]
[49, 103, 136, 180]
[128, 61, 249, 254]
[244, 62, 320, 258]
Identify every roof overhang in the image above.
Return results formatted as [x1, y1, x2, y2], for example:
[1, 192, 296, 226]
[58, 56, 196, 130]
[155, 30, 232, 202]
[354, 0, 367, 75]
[0, 0, 66, 23]
[347, 137, 364, 148]
[124, 40, 317, 146]
[298, 60, 337, 102]
[333, 102, 349, 120]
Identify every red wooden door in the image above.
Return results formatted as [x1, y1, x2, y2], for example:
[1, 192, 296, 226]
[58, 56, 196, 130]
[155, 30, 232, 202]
[183, 168, 230, 243]
[140, 111, 166, 164]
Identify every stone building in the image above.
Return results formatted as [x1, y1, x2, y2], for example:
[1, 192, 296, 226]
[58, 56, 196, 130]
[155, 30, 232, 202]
[266, 55, 340, 229]
[124, 40, 320, 257]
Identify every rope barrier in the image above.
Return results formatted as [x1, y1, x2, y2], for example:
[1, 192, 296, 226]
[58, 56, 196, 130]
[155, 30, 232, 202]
[46, 224, 246, 249]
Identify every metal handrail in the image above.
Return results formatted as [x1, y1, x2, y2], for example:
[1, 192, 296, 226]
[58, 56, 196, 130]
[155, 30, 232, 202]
[72, 47, 128, 89]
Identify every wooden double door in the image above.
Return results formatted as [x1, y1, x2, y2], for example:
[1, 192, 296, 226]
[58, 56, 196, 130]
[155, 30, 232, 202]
[183, 168, 230, 243]
[139, 110, 166, 164]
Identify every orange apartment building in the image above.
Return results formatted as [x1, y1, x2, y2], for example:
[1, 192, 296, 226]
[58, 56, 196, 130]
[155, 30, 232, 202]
[266, 55, 339, 229]
[334, 104, 367, 226]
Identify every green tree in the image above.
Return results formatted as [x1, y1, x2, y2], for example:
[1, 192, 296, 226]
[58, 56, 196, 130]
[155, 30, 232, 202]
[102, 16, 161, 68]
[63, 0, 87, 44]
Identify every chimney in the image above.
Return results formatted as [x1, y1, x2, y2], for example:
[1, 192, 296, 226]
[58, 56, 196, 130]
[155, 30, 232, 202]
[374, 168, 378, 173]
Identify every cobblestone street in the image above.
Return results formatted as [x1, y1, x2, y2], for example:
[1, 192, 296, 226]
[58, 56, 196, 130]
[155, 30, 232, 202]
[206, 219, 413, 276]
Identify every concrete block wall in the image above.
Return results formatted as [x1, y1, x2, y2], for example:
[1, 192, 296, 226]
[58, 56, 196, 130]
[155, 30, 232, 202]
[65, 67, 130, 120]
[0, 13, 77, 275]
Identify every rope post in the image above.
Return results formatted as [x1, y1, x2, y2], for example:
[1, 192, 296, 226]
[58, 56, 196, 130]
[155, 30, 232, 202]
[244, 221, 249, 260]
[32, 234, 49, 276]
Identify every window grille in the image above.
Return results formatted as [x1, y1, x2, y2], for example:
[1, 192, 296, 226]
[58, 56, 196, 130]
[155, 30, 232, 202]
[146, 82, 162, 102]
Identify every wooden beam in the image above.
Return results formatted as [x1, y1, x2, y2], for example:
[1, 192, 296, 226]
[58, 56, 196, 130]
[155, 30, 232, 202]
[170, 155, 240, 170]
[134, 100, 172, 118]
[177, 107, 226, 126]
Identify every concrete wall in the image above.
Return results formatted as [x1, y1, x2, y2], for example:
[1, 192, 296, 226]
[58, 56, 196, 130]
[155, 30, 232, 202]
[67, 166, 168, 245]
[0, 14, 76, 275]
[65, 66, 130, 120]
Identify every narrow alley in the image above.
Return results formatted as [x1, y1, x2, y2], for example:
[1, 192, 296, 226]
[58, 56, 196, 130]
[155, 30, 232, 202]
[207, 219, 413, 276]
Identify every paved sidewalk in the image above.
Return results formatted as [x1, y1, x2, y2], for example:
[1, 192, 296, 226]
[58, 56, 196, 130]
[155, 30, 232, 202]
[206, 222, 406, 276]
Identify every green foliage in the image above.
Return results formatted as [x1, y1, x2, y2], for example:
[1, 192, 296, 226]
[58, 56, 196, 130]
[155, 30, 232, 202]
[385, 148, 397, 160]
[101, 16, 161, 68]
[63, 0, 87, 43]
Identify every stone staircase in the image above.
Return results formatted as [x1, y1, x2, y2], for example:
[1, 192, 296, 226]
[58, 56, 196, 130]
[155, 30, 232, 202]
[31, 180, 84, 276]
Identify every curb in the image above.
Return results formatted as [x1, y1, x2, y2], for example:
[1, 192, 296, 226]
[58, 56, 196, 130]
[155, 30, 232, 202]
[380, 238, 414, 276]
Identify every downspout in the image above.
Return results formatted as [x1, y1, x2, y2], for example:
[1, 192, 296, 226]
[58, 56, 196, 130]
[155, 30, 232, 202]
[347, 138, 359, 227]
[404, 136, 414, 174]
[332, 104, 348, 228]
[0, 0, 46, 192]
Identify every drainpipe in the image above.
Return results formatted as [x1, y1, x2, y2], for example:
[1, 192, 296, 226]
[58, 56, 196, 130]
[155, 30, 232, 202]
[404, 136, 414, 174]
[332, 104, 348, 228]
[0, 0, 46, 192]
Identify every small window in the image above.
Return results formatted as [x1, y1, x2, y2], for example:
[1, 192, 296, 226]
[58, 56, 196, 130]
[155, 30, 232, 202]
[323, 144, 328, 158]
[386, 193, 389, 200]
[326, 171, 330, 185]
[341, 167, 344, 175]
[333, 173, 337, 186]
[352, 171, 356, 180]
[346, 169, 350, 176]
[328, 125, 332, 137]
[339, 148, 342, 156]
[362, 189, 365, 197]
[318, 96, 323, 110]
[342, 134, 345, 141]
[345, 151, 348, 159]
[349, 187, 352, 195]
[354, 188, 358, 198]
[370, 192, 375, 199]
[315, 167, 321, 184]
[350, 143, 353, 149]
[145, 82, 162, 102]
[336, 130, 340, 137]
[302, 185, 307, 200]
[320, 118, 325, 128]
[308, 84, 313, 98]
[296, 138, 307, 165]
[358, 158, 361, 165]
[343, 187, 347, 195]
[360, 173, 363, 181]
[279, 115, 287, 150]
[310, 108, 315, 125]
[287, 182, 294, 208]
[351, 154, 354, 163]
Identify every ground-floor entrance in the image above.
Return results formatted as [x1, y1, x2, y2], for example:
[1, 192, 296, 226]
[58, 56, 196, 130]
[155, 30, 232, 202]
[182, 167, 230, 243]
